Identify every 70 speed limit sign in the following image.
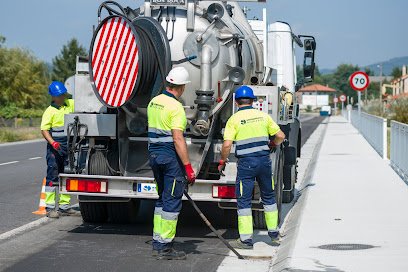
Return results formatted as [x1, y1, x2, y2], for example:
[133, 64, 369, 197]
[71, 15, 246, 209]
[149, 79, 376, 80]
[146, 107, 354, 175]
[350, 71, 370, 91]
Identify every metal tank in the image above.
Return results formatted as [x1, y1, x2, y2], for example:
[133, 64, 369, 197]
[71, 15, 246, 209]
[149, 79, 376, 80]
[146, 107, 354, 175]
[86, 0, 265, 176]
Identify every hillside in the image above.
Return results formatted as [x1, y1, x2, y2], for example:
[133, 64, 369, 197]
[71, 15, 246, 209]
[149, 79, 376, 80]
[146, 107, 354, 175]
[321, 56, 408, 76]
[364, 56, 408, 76]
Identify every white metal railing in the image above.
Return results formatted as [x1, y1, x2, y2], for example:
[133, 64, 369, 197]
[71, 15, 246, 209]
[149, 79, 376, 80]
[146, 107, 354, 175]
[390, 121, 408, 183]
[350, 111, 387, 159]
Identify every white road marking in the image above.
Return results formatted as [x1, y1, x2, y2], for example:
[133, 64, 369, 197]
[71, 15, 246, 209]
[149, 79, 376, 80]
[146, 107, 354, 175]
[0, 161, 19, 166]
[0, 217, 50, 241]
[0, 139, 43, 147]
[28, 157, 42, 160]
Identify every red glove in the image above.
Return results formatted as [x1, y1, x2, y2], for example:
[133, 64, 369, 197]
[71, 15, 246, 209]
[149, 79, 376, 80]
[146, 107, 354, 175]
[218, 160, 226, 175]
[184, 163, 196, 185]
[268, 141, 278, 148]
[268, 141, 278, 153]
[51, 141, 61, 150]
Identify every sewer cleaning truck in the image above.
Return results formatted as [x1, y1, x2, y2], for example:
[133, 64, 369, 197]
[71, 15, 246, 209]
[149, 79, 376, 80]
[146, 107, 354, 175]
[59, 0, 316, 227]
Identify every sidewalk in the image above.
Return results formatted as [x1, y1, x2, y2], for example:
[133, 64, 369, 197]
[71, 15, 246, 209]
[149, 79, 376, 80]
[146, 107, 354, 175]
[282, 116, 408, 271]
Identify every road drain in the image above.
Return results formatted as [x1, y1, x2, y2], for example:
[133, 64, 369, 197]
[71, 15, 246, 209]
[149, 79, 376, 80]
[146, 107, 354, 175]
[316, 243, 376, 250]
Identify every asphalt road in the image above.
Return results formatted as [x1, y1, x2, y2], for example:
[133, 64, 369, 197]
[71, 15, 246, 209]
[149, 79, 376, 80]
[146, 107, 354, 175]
[0, 114, 324, 272]
[0, 140, 46, 234]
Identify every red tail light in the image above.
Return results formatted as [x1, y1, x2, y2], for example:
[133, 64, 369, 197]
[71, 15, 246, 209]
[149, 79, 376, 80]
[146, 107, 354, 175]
[66, 179, 108, 193]
[212, 185, 236, 199]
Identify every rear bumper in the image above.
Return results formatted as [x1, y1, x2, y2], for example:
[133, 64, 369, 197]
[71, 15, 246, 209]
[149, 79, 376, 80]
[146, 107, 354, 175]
[59, 173, 246, 203]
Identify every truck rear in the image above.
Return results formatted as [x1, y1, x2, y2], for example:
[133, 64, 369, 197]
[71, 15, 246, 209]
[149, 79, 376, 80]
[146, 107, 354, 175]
[59, 0, 316, 227]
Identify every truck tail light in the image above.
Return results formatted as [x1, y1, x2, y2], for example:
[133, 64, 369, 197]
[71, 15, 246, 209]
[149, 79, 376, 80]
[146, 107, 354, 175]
[66, 179, 108, 193]
[212, 185, 236, 199]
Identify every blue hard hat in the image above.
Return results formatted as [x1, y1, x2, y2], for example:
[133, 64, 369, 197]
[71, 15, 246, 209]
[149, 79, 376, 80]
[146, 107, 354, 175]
[235, 85, 256, 99]
[48, 81, 67, 97]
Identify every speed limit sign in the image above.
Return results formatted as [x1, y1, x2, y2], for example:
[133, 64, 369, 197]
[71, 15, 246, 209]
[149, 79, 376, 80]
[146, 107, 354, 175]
[350, 71, 370, 91]
[339, 95, 346, 102]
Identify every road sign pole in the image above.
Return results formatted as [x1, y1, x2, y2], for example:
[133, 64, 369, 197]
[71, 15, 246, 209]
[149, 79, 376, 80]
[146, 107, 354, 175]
[358, 91, 361, 116]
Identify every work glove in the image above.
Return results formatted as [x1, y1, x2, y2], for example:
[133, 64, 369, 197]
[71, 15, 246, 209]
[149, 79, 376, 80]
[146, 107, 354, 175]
[51, 141, 61, 151]
[218, 160, 226, 176]
[184, 163, 196, 185]
[268, 141, 278, 153]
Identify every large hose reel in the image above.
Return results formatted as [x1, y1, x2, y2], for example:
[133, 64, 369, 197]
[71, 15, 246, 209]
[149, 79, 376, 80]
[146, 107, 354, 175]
[89, 14, 171, 108]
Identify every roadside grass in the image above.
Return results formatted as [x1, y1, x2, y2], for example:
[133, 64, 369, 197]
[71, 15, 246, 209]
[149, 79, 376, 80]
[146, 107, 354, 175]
[0, 127, 42, 143]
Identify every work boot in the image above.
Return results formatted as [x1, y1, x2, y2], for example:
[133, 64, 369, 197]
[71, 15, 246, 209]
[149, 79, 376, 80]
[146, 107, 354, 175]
[230, 239, 253, 250]
[269, 231, 280, 246]
[46, 210, 60, 219]
[152, 249, 159, 257]
[156, 248, 187, 260]
[59, 208, 81, 216]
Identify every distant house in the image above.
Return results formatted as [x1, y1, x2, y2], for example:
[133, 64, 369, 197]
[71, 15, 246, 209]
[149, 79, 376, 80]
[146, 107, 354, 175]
[297, 84, 336, 109]
[389, 65, 408, 98]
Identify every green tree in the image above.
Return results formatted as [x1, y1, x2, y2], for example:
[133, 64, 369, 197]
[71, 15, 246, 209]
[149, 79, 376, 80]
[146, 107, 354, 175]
[0, 46, 50, 110]
[364, 67, 374, 76]
[391, 67, 402, 79]
[52, 38, 87, 82]
[329, 64, 360, 103]
[0, 35, 5, 47]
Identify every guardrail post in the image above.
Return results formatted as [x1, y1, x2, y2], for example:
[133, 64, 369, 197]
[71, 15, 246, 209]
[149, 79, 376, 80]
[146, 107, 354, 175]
[382, 118, 387, 160]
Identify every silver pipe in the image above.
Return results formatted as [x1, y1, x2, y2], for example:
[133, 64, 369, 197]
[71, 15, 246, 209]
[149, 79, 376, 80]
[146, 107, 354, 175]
[200, 44, 212, 92]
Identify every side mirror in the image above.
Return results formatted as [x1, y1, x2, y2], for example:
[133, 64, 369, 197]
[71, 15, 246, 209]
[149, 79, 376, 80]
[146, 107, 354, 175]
[300, 37, 316, 82]
[304, 39, 316, 51]
[303, 51, 315, 82]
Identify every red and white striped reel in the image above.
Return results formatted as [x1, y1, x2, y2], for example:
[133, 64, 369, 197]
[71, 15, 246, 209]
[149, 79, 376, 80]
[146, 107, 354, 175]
[90, 15, 141, 108]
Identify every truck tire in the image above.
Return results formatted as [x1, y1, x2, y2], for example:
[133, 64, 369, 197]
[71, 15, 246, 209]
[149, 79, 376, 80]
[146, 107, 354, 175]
[89, 150, 111, 175]
[223, 209, 238, 228]
[282, 164, 296, 203]
[275, 149, 284, 225]
[254, 150, 284, 229]
[78, 150, 111, 223]
[283, 146, 296, 203]
[253, 210, 267, 229]
[79, 201, 108, 223]
[107, 199, 140, 224]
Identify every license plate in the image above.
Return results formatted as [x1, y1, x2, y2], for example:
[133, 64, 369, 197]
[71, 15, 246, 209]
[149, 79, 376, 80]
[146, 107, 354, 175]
[150, 0, 186, 6]
[137, 183, 157, 194]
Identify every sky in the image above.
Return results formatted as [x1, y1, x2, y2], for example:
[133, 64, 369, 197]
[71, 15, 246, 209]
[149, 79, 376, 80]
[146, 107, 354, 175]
[0, 0, 407, 70]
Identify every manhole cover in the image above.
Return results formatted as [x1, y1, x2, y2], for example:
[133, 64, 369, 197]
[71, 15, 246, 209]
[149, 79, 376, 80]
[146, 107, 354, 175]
[317, 243, 376, 251]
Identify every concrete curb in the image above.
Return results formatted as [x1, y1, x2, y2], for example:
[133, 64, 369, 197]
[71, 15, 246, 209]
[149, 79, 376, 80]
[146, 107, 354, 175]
[271, 119, 328, 271]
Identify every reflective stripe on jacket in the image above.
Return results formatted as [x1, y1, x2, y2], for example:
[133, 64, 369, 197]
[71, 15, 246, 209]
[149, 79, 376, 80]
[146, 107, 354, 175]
[147, 91, 187, 156]
[223, 106, 280, 158]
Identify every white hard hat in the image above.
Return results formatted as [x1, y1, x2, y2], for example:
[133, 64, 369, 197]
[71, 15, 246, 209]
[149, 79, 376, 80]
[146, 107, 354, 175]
[166, 67, 191, 85]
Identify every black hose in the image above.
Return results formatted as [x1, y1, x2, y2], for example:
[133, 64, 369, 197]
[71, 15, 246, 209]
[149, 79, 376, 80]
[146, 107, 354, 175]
[183, 189, 245, 260]
[133, 26, 159, 96]
[132, 22, 167, 97]
[98, 1, 126, 18]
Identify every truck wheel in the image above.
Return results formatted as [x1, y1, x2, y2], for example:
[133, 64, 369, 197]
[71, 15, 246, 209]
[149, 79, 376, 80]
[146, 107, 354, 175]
[253, 210, 267, 229]
[275, 149, 284, 225]
[223, 209, 238, 228]
[79, 201, 108, 223]
[89, 150, 111, 175]
[107, 199, 140, 224]
[282, 164, 296, 203]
